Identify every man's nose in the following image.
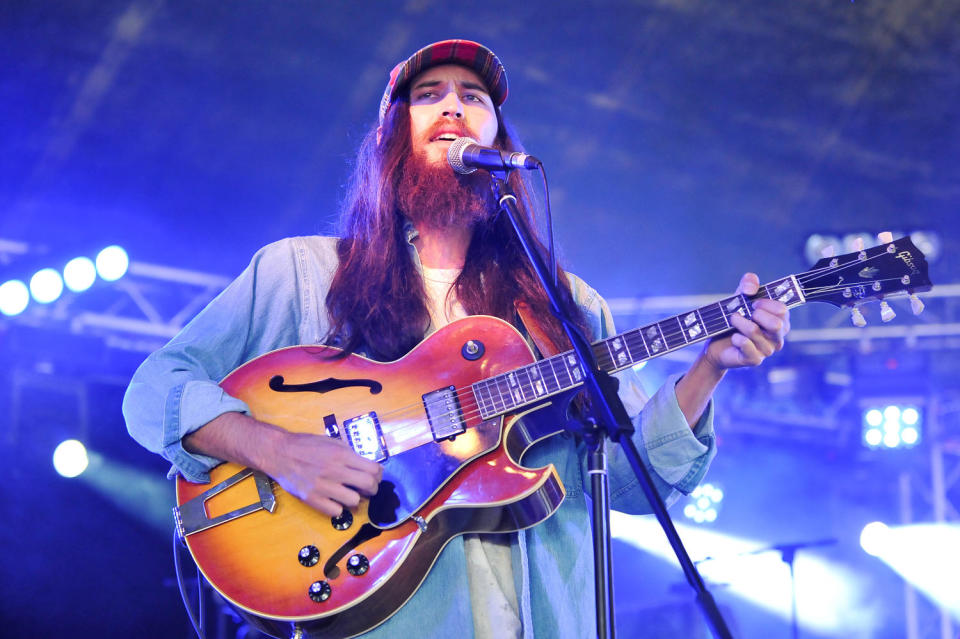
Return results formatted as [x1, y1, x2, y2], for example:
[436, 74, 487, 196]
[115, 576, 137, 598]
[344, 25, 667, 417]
[439, 91, 463, 119]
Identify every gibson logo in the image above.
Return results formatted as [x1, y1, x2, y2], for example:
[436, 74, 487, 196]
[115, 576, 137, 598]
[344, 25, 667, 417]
[895, 251, 920, 275]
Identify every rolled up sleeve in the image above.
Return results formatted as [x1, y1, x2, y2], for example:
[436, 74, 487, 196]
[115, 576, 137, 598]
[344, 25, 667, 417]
[122, 239, 303, 482]
[567, 272, 717, 514]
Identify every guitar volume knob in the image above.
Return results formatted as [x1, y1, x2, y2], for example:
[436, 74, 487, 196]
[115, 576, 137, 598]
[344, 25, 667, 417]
[331, 508, 353, 531]
[308, 580, 332, 603]
[347, 554, 369, 576]
[298, 545, 320, 567]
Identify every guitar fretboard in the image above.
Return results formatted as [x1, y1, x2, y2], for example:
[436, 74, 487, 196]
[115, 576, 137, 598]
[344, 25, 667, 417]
[471, 276, 805, 419]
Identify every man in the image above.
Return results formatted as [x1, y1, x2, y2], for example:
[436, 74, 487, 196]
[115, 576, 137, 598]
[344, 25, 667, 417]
[123, 40, 789, 638]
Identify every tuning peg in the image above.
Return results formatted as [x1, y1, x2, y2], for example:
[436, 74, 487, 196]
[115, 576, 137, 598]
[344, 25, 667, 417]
[850, 306, 867, 327]
[820, 245, 835, 258]
[910, 294, 925, 315]
[879, 301, 896, 322]
[853, 237, 865, 251]
[877, 231, 893, 244]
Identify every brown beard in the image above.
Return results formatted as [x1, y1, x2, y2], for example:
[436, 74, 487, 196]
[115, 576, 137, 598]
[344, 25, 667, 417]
[396, 146, 496, 229]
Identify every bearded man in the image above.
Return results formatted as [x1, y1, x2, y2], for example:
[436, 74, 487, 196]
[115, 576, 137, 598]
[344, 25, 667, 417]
[124, 40, 790, 638]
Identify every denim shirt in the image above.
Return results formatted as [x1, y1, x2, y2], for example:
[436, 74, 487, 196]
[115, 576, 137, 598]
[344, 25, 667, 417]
[123, 234, 716, 638]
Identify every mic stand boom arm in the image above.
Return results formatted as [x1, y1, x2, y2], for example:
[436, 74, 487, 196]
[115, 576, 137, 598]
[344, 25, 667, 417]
[488, 170, 733, 639]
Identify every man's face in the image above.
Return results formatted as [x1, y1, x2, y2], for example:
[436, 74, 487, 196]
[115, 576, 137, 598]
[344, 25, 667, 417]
[407, 64, 499, 166]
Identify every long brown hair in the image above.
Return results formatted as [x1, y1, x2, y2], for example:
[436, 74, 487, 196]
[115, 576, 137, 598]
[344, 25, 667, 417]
[326, 95, 588, 360]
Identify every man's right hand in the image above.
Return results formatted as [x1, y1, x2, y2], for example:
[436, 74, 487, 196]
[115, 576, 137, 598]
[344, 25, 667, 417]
[184, 412, 383, 518]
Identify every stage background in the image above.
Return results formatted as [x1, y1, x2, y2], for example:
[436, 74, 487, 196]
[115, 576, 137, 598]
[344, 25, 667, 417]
[2, 1, 958, 637]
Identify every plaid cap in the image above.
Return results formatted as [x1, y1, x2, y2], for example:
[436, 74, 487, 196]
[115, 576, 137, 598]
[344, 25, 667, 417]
[379, 39, 508, 125]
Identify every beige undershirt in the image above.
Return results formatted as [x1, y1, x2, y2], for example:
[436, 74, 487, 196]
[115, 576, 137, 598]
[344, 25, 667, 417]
[421, 265, 522, 639]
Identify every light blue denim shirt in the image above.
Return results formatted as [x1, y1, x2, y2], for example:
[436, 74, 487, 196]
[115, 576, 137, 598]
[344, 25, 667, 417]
[123, 234, 716, 638]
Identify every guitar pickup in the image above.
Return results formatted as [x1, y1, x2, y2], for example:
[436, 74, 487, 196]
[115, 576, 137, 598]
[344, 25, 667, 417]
[423, 386, 466, 441]
[343, 412, 388, 462]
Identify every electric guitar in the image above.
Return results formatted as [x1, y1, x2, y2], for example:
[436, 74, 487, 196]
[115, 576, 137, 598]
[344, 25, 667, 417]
[174, 236, 931, 638]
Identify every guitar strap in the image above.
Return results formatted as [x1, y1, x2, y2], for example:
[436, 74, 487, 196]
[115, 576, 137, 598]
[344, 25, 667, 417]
[514, 301, 562, 358]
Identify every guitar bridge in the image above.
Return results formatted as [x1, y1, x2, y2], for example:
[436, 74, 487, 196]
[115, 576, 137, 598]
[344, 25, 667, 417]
[344, 412, 388, 462]
[423, 386, 466, 440]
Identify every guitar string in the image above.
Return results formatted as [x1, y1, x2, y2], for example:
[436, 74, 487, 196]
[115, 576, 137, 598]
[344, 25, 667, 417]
[330, 258, 921, 450]
[358, 269, 917, 440]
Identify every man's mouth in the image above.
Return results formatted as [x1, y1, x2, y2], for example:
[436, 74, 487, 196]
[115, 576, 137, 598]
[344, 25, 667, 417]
[432, 132, 463, 142]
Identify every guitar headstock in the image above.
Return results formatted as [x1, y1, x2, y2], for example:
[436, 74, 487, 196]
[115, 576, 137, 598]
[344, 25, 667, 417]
[797, 235, 932, 315]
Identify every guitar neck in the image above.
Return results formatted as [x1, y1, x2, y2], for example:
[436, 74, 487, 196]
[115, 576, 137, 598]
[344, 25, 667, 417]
[471, 275, 807, 420]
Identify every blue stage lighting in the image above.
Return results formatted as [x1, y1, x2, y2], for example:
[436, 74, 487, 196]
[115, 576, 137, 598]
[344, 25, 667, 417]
[683, 482, 723, 524]
[63, 256, 97, 292]
[0, 279, 30, 316]
[95, 245, 129, 281]
[53, 439, 89, 478]
[29, 268, 64, 304]
[860, 522, 960, 617]
[859, 521, 890, 557]
[613, 514, 866, 635]
[862, 404, 922, 450]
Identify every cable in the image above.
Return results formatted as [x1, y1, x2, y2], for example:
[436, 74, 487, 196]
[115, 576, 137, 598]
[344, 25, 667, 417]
[537, 165, 557, 287]
[173, 527, 207, 639]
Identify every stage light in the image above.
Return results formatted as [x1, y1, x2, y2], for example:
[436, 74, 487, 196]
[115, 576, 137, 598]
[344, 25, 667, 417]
[683, 482, 723, 524]
[860, 522, 960, 617]
[613, 514, 868, 635]
[859, 521, 889, 557]
[842, 233, 874, 254]
[910, 231, 941, 261]
[53, 439, 89, 478]
[63, 256, 97, 292]
[95, 245, 129, 281]
[29, 268, 64, 304]
[0, 279, 30, 316]
[862, 404, 921, 450]
[804, 234, 841, 265]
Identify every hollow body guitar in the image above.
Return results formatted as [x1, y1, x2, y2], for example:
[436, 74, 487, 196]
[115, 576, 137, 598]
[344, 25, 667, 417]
[174, 236, 931, 639]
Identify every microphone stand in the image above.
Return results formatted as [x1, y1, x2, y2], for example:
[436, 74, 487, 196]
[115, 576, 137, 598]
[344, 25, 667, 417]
[488, 171, 733, 639]
[710, 538, 836, 639]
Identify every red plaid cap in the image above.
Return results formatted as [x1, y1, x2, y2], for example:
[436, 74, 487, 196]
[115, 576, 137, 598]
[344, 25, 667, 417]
[379, 39, 508, 125]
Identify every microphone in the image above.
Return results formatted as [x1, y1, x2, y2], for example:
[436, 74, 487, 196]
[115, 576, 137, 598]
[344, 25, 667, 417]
[447, 137, 541, 174]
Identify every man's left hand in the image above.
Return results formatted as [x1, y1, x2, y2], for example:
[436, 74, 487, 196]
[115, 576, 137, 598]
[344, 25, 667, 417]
[704, 272, 791, 371]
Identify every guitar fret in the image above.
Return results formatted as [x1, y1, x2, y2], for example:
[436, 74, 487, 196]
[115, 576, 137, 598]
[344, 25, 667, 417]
[520, 365, 538, 401]
[506, 371, 525, 406]
[603, 334, 634, 371]
[625, 330, 649, 364]
[540, 359, 560, 394]
[552, 354, 573, 388]
[640, 322, 667, 356]
[522, 363, 547, 399]
[495, 375, 514, 411]
[473, 382, 491, 417]
[702, 302, 730, 332]
[720, 294, 751, 325]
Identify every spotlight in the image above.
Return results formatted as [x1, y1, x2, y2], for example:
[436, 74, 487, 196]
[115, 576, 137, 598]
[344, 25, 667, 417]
[53, 439, 89, 478]
[842, 233, 875, 254]
[804, 234, 842, 265]
[862, 404, 922, 450]
[859, 521, 889, 557]
[29, 268, 64, 304]
[63, 256, 97, 292]
[0, 279, 30, 316]
[95, 245, 129, 281]
[910, 231, 940, 262]
[683, 482, 723, 524]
